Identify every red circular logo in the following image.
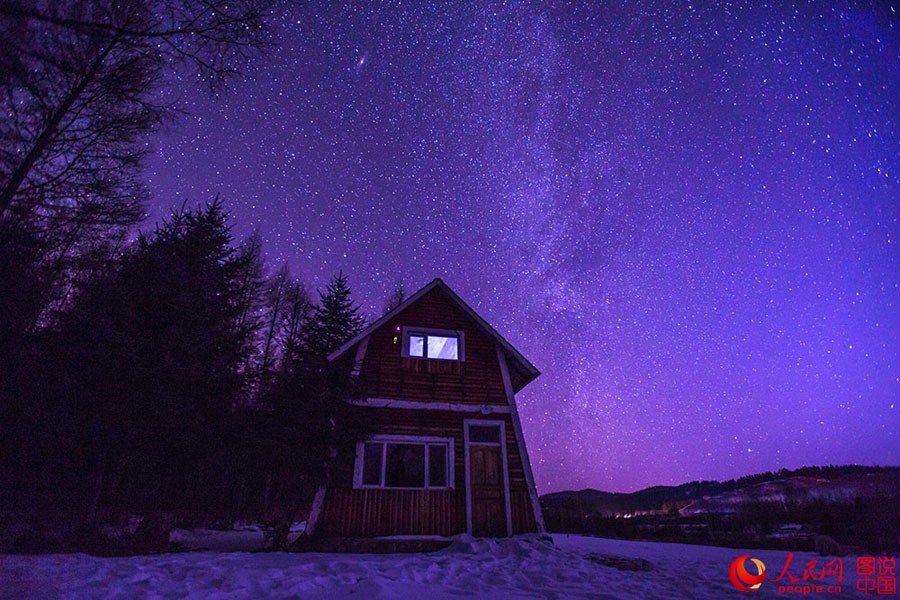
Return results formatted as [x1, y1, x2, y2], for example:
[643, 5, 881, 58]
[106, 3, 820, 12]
[729, 555, 767, 592]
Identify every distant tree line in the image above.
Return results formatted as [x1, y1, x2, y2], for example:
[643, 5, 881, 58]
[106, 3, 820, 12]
[0, 0, 382, 554]
[541, 465, 900, 554]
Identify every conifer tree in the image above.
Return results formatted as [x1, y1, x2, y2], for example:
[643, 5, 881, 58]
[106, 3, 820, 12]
[42, 199, 261, 521]
[300, 272, 366, 361]
[259, 273, 368, 548]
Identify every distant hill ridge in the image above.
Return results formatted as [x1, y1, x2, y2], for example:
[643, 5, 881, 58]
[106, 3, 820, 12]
[541, 465, 900, 519]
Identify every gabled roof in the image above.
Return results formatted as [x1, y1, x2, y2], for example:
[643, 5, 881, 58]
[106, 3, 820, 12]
[328, 278, 540, 392]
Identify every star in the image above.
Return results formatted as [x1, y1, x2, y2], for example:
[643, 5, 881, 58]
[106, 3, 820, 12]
[144, 1, 900, 493]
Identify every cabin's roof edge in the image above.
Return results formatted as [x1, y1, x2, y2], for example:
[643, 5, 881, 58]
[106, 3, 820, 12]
[327, 278, 443, 363]
[327, 278, 540, 389]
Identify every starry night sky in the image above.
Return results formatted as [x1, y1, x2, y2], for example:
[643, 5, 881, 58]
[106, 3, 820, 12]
[144, 1, 900, 494]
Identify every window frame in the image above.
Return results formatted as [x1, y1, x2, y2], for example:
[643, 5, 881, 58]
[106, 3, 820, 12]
[353, 434, 455, 490]
[400, 326, 466, 361]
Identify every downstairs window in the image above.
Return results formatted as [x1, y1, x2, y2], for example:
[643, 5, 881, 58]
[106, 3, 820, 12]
[355, 436, 454, 490]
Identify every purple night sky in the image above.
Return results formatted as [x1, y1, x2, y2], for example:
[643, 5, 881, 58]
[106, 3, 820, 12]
[143, 2, 900, 494]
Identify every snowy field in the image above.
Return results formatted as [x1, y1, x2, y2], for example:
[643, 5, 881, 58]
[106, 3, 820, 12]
[0, 534, 877, 599]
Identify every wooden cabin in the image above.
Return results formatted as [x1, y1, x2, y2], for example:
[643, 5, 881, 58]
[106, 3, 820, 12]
[312, 278, 544, 538]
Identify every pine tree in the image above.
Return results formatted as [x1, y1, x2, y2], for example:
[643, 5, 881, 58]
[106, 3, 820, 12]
[42, 199, 261, 524]
[258, 273, 368, 548]
[300, 272, 366, 361]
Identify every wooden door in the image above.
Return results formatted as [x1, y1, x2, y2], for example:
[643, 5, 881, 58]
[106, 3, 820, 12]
[469, 444, 506, 537]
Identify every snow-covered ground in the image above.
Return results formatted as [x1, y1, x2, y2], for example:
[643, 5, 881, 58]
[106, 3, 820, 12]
[168, 522, 307, 553]
[0, 534, 878, 599]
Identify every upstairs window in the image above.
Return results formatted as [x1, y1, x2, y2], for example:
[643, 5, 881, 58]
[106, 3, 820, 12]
[401, 327, 465, 361]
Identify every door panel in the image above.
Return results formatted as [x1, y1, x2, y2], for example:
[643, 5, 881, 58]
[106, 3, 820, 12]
[470, 444, 506, 537]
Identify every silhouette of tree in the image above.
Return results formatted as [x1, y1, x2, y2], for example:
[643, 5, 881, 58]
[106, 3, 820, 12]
[382, 282, 406, 315]
[300, 272, 367, 362]
[254, 264, 311, 399]
[258, 273, 368, 549]
[0, 0, 277, 340]
[45, 200, 261, 520]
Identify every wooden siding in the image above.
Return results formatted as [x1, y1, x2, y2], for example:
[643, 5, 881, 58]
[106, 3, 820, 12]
[316, 407, 538, 537]
[358, 287, 508, 405]
[318, 284, 540, 538]
[319, 488, 463, 537]
[510, 489, 537, 533]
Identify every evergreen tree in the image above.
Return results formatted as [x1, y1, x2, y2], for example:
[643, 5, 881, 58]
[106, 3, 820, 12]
[300, 272, 366, 361]
[258, 273, 368, 548]
[39, 199, 261, 524]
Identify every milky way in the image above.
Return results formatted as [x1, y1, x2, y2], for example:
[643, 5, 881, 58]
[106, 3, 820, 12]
[144, 1, 900, 493]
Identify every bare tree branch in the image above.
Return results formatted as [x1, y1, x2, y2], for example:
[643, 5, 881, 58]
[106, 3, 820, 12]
[0, 0, 280, 333]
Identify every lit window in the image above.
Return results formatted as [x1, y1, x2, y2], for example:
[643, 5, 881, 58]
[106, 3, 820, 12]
[401, 328, 465, 361]
[428, 335, 458, 360]
[409, 335, 425, 357]
[355, 437, 454, 489]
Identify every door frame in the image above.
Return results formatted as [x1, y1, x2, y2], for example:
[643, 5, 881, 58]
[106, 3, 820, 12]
[464, 418, 512, 536]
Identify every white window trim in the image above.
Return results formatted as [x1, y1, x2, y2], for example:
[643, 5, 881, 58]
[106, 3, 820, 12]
[400, 326, 466, 361]
[464, 419, 512, 537]
[353, 434, 455, 491]
[350, 335, 369, 377]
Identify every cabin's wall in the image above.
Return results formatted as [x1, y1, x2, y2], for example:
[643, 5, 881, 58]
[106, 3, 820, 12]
[358, 288, 508, 405]
[317, 285, 540, 537]
[315, 407, 538, 537]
